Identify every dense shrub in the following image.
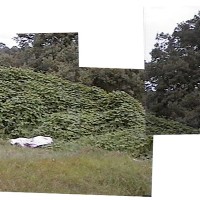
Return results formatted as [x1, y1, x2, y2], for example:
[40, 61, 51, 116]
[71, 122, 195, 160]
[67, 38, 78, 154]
[146, 114, 199, 135]
[0, 67, 150, 158]
[0, 67, 198, 158]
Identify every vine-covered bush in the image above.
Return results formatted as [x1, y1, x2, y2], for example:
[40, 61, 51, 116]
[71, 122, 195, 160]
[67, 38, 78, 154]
[0, 67, 198, 158]
[146, 114, 199, 135]
[0, 67, 151, 158]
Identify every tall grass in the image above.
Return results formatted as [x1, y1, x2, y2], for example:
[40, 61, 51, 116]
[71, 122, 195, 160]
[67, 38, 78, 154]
[0, 139, 151, 196]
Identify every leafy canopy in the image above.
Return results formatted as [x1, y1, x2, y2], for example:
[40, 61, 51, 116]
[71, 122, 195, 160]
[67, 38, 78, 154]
[145, 11, 200, 128]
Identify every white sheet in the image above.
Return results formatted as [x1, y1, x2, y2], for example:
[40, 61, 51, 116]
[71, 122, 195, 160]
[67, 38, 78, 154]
[10, 136, 53, 148]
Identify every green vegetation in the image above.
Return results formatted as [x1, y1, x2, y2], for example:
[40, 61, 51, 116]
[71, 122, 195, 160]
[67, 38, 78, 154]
[0, 66, 152, 196]
[0, 65, 198, 196]
[1, 11, 200, 196]
[1, 30, 200, 131]
[0, 67, 151, 159]
[0, 139, 152, 196]
[0, 33, 145, 103]
[146, 114, 199, 135]
[0, 67, 198, 160]
[146, 11, 200, 129]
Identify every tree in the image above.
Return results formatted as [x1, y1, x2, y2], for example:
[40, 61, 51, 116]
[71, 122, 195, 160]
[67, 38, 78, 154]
[79, 67, 145, 103]
[2, 33, 144, 103]
[0, 43, 18, 67]
[14, 33, 79, 76]
[145, 11, 200, 128]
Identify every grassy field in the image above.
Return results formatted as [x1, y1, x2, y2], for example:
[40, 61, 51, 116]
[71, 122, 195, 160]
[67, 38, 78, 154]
[0, 139, 152, 196]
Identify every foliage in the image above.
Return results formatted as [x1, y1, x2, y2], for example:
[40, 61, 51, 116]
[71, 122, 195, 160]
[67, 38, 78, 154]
[146, 114, 199, 135]
[145, 12, 200, 128]
[79, 67, 145, 103]
[1, 67, 198, 158]
[0, 67, 152, 158]
[0, 33, 144, 103]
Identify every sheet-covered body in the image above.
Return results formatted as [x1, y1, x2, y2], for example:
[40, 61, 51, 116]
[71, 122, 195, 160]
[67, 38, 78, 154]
[10, 136, 53, 148]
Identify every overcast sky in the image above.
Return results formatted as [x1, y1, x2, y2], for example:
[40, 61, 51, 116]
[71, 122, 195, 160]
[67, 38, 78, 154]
[0, 33, 17, 48]
[0, 7, 200, 62]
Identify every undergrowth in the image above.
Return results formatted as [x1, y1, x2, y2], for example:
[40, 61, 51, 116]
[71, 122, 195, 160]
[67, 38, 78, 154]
[0, 139, 152, 196]
[0, 67, 198, 160]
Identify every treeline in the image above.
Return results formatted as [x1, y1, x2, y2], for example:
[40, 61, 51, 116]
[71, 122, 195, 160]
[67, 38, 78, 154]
[145, 11, 200, 129]
[1, 11, 200, 131]
[0, 33, 144, 103]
